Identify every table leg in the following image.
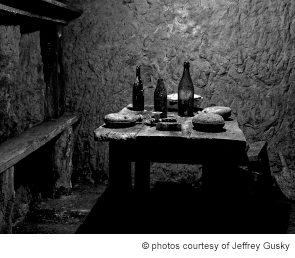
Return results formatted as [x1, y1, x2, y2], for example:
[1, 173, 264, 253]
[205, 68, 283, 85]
[134, 159, 150, 193]
[202, 162, 226, 197]
[109, 141, 132, 191]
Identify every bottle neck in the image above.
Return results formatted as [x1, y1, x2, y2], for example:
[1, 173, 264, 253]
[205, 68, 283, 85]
[134, 67, 143, 89]
[183, 62, 190, 75]
[183, 62, 190, 69]
[182, 67, 190, 77]
[136, 67, 141, 78]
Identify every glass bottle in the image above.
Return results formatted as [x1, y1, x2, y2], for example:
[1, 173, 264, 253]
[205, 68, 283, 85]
[154, 78, 167, 118]
[132, 66, 144, 111]
[178, 61, 194, 117]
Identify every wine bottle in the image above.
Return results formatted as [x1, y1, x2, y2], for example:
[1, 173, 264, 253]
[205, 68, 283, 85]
[132, 66, 144, 111]
[178, 61, 194, 117]
[154, 78, 167, 118]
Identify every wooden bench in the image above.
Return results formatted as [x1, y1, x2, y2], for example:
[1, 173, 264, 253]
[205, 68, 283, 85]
[246, 141, 273, 196]
[0, 113, 80, 233]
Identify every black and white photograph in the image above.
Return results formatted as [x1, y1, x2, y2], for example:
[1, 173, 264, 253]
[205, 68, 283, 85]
[0, 0, 294, 255]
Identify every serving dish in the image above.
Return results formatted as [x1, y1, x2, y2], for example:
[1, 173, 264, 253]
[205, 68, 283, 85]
[167, 93, 203, 111]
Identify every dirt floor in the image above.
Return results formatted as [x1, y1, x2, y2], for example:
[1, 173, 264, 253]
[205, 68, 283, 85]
[13, 183, 107, 234]
[12, 181, 295, 234]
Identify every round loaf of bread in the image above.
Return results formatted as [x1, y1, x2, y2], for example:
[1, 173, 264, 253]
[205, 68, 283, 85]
[192, 112, 225, 131]
[104, 113, 138, 128]
[202, 106, 231, 118]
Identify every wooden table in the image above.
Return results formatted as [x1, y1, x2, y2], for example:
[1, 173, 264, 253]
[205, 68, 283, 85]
[94, 105, 249, 195]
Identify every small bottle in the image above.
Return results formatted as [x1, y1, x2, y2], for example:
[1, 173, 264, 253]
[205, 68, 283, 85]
[154, 78, 167, 118]
[178, 61, 194, 117]
[132, 66, 144, 111]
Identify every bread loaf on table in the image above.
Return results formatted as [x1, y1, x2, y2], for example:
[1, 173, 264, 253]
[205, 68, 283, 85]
[202, 106, 231, 119]
[104, 113, 142, 128]
[192, 112, 225, 132]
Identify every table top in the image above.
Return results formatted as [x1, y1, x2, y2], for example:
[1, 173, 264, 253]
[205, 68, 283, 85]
[94, 105, 247, 150]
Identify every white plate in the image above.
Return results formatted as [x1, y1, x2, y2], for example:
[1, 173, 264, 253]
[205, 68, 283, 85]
[167, 93, 203, 110]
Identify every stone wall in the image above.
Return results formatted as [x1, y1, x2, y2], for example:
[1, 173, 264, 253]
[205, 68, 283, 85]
[0, 167, 14, 233]
[0, 25, 49, 230]
[0, 26, 21, 142]
[63, 0, 295, 183]
[0, 26, 46, 143]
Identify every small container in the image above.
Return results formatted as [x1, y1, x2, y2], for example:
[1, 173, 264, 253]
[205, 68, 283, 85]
[151, 111, 162, 122]
[156, 122, 181, 131]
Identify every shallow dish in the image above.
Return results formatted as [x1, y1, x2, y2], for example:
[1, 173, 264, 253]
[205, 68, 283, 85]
[167, 93, 203, 111]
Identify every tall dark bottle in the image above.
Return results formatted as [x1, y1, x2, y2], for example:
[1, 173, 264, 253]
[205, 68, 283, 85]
[132, 66, 144, 111]
[154, 78, 167, 118]
[178, 61, 194, 117]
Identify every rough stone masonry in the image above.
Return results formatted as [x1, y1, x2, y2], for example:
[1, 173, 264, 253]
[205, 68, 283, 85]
[63, 0, 295, 184]
[0, 27, 46, 144]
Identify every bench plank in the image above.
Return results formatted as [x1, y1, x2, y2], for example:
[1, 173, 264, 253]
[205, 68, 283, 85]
[247, 141, 267, 163]
[0, 113, 80, 174]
